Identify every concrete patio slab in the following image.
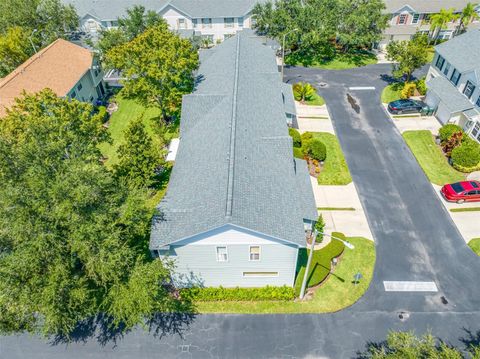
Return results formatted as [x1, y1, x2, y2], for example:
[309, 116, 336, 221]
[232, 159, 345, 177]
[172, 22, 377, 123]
[297, 117, 335, 134]
[433, 184, 480, 242]
[310, 178, 374, 240]
[383, 104, 442, 134]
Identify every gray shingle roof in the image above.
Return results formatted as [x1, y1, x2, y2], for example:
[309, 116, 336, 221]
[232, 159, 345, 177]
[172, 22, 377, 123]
[150, 30, 317, 249]
[281, 83, 296, 115]
[435, 30, 480, 74]
[384, 0, 474, 13]
[427, 76, 474, 113]
[163, 0, 263, 18]
[63, 0, 168, 20]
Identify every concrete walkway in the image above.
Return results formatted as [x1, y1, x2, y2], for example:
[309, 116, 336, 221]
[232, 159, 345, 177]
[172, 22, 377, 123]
[295, 101, 335, 134]
[310, 177, 374, 240]
[432, 184, 480, 242]
[383, 104, 442, 135]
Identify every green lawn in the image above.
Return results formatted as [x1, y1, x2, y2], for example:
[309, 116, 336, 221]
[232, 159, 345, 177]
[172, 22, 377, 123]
[99, 96, 178, 166]
[313, 132, 352, 185]
[195, 236, 375, 313]
[305, 92, 325, 106]
[402, 130, 465, 185]
[381, 83, 403, 103]
[427, 47, 435, 63]
[286, 51, 377, 70]
[468, 238, 480, 256]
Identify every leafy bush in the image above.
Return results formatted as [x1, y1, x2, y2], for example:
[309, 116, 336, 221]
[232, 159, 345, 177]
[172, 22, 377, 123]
[416, 78, 427, 95]
[400, 82, 416, 99]
[451, 142, 480, 171]
[301, 131, 313, 143]
[288, 128, 302, 148]
[180, 286, 295, 301]
[96, 105, 109, 123]
[293, 82, 316, 102]
[294, 236, 345, 295]
[439, 124, 463, 142]
[306, 139, 327, 161]
[442, 131, 463, 157]
[315, 214, 325, 243]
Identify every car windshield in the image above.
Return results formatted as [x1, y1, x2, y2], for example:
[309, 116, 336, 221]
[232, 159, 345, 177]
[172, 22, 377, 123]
[451, 182, 464, 193]
[471, 181, 479, 188]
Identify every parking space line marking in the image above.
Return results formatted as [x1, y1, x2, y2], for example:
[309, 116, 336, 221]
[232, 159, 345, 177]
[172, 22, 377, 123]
[383, 281, 438, 292]
[348, 86, 376, 90]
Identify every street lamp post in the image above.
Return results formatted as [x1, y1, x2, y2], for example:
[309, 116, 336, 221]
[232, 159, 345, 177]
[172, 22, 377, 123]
[281, 28, 298, 80]
[29, 29, 38, 54]
[299, 229, 355, 300]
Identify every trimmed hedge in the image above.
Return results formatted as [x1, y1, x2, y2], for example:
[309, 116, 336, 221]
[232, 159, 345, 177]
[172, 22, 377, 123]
[180, 285, 295, 302]
[416, 78, 427, 95]
[306, 138, 327, 161]
[289, 128, 302, 148]
[451, 142, 480, 171]
[439, 124, 463, 142]
[294, 234, 345, 295]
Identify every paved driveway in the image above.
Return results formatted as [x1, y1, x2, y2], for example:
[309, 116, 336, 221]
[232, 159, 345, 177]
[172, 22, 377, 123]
[3, 64, 480, 359]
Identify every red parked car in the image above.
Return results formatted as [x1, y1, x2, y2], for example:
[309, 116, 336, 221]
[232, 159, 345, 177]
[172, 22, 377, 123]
[441, 181, 480, 203]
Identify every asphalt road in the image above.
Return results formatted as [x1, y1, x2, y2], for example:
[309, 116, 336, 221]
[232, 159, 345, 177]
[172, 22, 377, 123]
[2, 64, 480, 359]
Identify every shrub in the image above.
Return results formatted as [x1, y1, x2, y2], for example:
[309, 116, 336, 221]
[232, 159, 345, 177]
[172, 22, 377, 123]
[306, 139, 327, 161]
[293, 82, 316, 102]
[315, 214, 325, 243]
[400, 82, 416, 99]
[301, 131, 313, 143]
[295, 237, 345, 295]
[451, 142, 480, 171]
[439, 124, 463, 142]
[180, 286, 295, 301]
[416, 78, 427, 95]
[442, 131, 463, 157]
[288, 128, 302, 147]
[96, 105, 109, 123]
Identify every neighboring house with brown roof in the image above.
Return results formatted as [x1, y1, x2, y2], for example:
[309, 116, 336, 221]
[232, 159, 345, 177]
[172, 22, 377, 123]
[0, 39, 106, 117]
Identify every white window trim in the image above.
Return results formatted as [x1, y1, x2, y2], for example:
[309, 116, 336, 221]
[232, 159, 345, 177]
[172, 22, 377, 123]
[215, 246, 228, 262]
[249, 245, 261, 261]
[224, 17, 234, 28]
[243, 271, 279, 278]
[411, 13, 420, 24]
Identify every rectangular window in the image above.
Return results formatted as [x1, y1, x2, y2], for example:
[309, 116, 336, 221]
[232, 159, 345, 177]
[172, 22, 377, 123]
[111, 20, 118, 27]
[224, 17, 234, 28]
[238, 17, 244, 28]
[476, 96, 480, 107]
[412, 13, 420, 24]
[398, 14, 408, 24]
[216, 246, 228, 262]
[443, 62, 450, 76]
[435, 55, 445, 71]
[243, 272, 278, 277]
[472, 123, 480, 138]
[71, 90, 76, 98]
[77, 83, 83, 91]
[463, 81, 476, 99]
[192, 19, 197, 28]
[249, 246, 260, 261]
[202, 18, 212, 28]
[178, 18, 186, 29]
[450, 69, 461, 86]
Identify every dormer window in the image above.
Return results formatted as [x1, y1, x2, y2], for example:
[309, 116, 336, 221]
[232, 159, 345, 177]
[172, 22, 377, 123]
[398, 14, 408, 25]
[412, 13, 420, 24]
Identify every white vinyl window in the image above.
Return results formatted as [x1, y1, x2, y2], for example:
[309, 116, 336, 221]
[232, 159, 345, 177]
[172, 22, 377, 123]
[216, 246, 228, 262]
[202, 18, 212, 28]
[178, 18, 186, 29]
[224, 17, 234, 28]
[412, 13, 420, 24]
[249, 246, 260, 261]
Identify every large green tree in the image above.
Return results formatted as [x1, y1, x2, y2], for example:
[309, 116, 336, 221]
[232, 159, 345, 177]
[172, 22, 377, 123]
[0, 90, 183, 336]
[429, 8, 459, 44]
[386, 34, 429, 82]
[0, 26, 32, 77]
[96, 5, 164, 60]
[115, 116, 164, 188]
[106, 24, 199, 121]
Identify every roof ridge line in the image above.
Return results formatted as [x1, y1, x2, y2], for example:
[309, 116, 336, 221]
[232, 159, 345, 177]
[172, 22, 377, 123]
[225, 34, 241, 218]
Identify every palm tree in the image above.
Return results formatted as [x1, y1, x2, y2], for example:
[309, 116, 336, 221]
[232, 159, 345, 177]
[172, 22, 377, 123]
[429, 8, 459, 44]
[457, 3, 479, 34]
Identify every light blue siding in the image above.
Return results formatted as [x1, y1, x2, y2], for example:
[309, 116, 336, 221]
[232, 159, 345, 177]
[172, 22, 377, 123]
[159, 225, 300, 288]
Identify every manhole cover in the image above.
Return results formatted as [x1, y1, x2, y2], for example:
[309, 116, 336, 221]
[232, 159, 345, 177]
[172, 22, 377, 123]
[398, 311, 410, 321]
[318, 82, 328, 88]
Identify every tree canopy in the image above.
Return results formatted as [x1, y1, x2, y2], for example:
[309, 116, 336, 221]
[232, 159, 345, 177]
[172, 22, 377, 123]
[0, 90, 185, 336]
[252, 0, 388, 57]
[0, 0, 78, 76]
[386, 34, 429, 82]
[106, 24, 199, 121]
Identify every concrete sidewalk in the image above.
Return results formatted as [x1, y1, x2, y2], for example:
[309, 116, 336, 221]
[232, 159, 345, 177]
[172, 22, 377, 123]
[432, 184, 480, 242]
[295, 101, 335, 134]
[310, 178, 374, 240]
